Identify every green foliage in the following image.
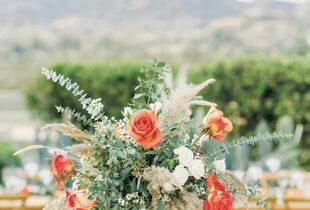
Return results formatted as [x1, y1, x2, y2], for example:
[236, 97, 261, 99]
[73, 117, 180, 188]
[224, 115, 300, 171]
[25, 56, 310, 168]
[206, 132, 292, 159]
[25, 61, 144, 121]
[189, 55, 310, 169]
[23, 59, 292, 208]
[0, 139, 21, 183]
[132, 59, 169, 108]
[256, 115, 303, 169]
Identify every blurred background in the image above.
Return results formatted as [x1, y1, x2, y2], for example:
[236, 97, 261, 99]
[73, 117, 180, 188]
[1, 0, 310, 209]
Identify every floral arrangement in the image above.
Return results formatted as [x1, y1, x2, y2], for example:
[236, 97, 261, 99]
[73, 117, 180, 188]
[16, 60, 291, 210]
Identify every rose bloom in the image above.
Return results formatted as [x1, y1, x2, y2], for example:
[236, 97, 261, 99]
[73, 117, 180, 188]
[50, 154, 74, 190]
[203, 173, 233, 210]
[204, 190, 233, 210]
[65, 190, 95, 210]
[126, 109, 162, 149]
[202, 107, 233, 140]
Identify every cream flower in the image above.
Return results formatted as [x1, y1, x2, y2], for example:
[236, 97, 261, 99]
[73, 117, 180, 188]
[150, 102, 163, 113]
[214, 159, 226, 172]
[173, 165, 189, 186]
[188, 159, 205, 179]
[173, 146, 193, 167]
[123, 107, 133, 117]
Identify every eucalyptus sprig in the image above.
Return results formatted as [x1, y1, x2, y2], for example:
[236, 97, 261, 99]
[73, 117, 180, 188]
[210, 132, 293, 158]
[132, 59, 170, 108]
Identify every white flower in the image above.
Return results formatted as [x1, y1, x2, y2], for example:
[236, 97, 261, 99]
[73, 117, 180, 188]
[172, 165, 189, 186]
[214, 159, 226, 172]
[173, 146, 193, 167]
[123, 106, 133, 117]
[150, 101, 162, 113]
[188, 159, 205, 179]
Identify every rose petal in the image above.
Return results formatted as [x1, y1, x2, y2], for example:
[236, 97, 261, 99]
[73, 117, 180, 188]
[126, 109, 162, 149]
[207, 173, 225, 192]
[137, 128, 162, 149]
[223, 117, 233, 133]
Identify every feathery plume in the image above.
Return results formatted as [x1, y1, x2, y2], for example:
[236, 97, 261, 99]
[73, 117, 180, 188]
[14, 145, 60, 156]
[65, 144, 93, 157]
[42, 123, 92, 142]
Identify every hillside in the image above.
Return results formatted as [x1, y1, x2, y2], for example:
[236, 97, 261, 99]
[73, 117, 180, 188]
[1, 0, 310, 88]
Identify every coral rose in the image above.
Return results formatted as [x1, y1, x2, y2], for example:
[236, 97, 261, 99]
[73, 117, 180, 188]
[50, 154, 74, 190]
[65, 190, 95, 210]
[126, 109, 162, 149]
[203, 190, 233, 210]
[207, 173, 225, 192]
[203, 173, 233, 210]
[202, 107, 233, 140]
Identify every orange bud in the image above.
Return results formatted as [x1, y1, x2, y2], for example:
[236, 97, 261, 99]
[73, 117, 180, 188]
[202, 107, 233, 140]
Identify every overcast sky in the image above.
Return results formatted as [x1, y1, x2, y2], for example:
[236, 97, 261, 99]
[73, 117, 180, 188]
[237, 0, 310, 3]
[277, 0, 309, 3]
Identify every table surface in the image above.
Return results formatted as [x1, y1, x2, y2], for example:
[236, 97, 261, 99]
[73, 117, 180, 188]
[235, 196, 310, 210]
[0, 195, 52, 210]
[0, 194, 309, 210]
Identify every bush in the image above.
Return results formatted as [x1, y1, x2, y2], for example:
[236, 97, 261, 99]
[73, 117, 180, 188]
[189, 56, 310, 169]
[0, 139, 21, 183]
[25, 56, 310, 169]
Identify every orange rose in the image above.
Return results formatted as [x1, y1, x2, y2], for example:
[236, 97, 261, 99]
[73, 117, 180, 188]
[65, 190, 95, 210]
[50, 154, 74, 190]
[126, 109, 162, 149]
[203, 190, 233, 210]
[202, 107, 233, 140]
[207, 172, 225, 192]
[203, 173, 233, 210]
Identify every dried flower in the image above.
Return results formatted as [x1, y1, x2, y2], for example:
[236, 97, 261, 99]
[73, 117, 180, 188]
[43, 123, 92, 142]
[159, 79, 215, 130]
[164, 191, 203, 210]
[131, 158, 146, 177]
[65, 144, 93, 157]
[143, 166, 181, 194]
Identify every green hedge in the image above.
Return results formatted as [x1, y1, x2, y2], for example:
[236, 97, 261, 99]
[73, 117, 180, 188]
[25, 61, 144, 121]
[0, 139, 21, 183]
[189, 56, 310, 169]
[189, 56, 310, 140]
[25, 56, 310, 168]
